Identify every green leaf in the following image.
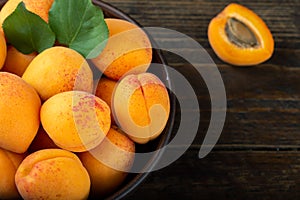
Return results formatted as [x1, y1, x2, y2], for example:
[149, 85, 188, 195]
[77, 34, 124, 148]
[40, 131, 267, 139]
[49, 0, 109, 59]
[2, 2, 55, 54]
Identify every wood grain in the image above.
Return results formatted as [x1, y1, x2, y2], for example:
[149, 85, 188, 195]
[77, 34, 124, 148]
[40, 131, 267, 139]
[124, 150, 300, 200]
[100, 0, 300, 199]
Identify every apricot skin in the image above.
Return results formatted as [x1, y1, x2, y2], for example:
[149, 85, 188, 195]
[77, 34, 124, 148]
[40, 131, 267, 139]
[0, 32, 6, 69]
[15, 149, 90, 200]
[113, 73, 170, 144]
[0, 148, 25, 199]
[0, 72, 41, 153]
[78, 126, 135, 197]
[41, 91, 111, 152]
[0, 0, 54, 23]
[95, 77, 117, 124]
[2, 45, 37, 76]
[22, 46, 93, 101]
[208, 3, 274, 66]
[92, 18, 152, 80]
[0, 0, 54, 36]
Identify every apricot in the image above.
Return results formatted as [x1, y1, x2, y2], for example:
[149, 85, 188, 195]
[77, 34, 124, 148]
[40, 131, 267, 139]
[113, 73, 170, 144]
[0, 0, 54, 36]
[0, 72, 41, 153]
[0, 32, 6, 69]
[0, 148, 25, 199]
[208, 3, 274, 66]
[15, 149, 90, 200]
[41, 91, 111, 152]
[78, 126, 135, 197]
[22, 46, 93, 101]
[95, 77, 117, 124]
[92, 18, 152, 80]
[0, 0, 54, 24]
[2, 45, 37, 76]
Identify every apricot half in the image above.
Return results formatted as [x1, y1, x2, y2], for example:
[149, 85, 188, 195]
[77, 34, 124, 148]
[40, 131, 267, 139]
[113, 73, 170, 144]
[41, 91, 111, 152]
[0, 72, 41, 153]
[92, 18, 152, 80]
[78, 126, 135, 197]
[208, 3, 274, 66]
[15, 149, 90, 200]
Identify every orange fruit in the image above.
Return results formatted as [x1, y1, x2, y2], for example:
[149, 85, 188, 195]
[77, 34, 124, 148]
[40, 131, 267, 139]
[0, 0, 54, 35]
[2, 45, 37, 76]
[0, 32, 6, 69]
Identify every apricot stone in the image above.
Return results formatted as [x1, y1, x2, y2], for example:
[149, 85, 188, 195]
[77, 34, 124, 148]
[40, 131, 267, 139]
[0, 148, 25, 199]
[0, 72, 41, 153]
[78, 126, 135, 197]
[22, 46, 93, 101]
[113, 73, 170, 144]
[92, 18, 152, 80]
[41, 91, 111, 152]
[15, 149, 90, 200]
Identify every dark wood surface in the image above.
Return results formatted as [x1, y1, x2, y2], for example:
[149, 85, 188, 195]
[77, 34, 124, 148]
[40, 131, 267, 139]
[101, 0, 300, 199]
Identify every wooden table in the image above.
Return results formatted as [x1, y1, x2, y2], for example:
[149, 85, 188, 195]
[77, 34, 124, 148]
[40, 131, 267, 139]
[104, 0, 300, 199]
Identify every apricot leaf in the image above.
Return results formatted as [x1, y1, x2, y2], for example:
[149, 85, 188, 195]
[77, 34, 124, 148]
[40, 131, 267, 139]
[2, 2, 55, 54]
[49, 0, 109, 59]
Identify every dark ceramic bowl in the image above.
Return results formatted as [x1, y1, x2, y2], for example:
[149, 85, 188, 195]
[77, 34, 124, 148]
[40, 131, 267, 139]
[93, 1, 175, 199]
[0, 0, 175, 199]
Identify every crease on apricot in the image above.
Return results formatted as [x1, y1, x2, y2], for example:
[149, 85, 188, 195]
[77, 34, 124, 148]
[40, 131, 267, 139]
[113, 73, 170, 144]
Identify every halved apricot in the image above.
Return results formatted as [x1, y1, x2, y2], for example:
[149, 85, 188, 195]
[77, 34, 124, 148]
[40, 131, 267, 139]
[208, 3, 274, 66]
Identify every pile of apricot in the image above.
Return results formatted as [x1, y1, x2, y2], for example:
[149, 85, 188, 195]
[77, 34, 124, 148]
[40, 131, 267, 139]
[0, 0, 170, 199]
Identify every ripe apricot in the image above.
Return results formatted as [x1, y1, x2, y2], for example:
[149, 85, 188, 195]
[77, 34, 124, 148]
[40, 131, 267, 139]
[41, 91, 111, 152]
[113, 73, 170, 144]
[2, 45, 37, 76]
[0, 148, 25, 199]
[78, 126, 135, 197]
[0, 72, 41, 153]
[0, 32, 6, 69]
[15, 149, 90, 200]
[92, 18, 152, 80]
[22, 0, 54, 22]
[0, 0, 54, 35]
[22, 46, 93, 101]
[208, 3, 274, 66]
[0, 0, 53, 23]
[95, 77, 118, 124]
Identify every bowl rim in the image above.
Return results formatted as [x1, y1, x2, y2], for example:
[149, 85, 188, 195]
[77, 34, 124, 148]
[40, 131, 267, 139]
[0, 0, 176, 199]
[93, 1, 176, 199]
